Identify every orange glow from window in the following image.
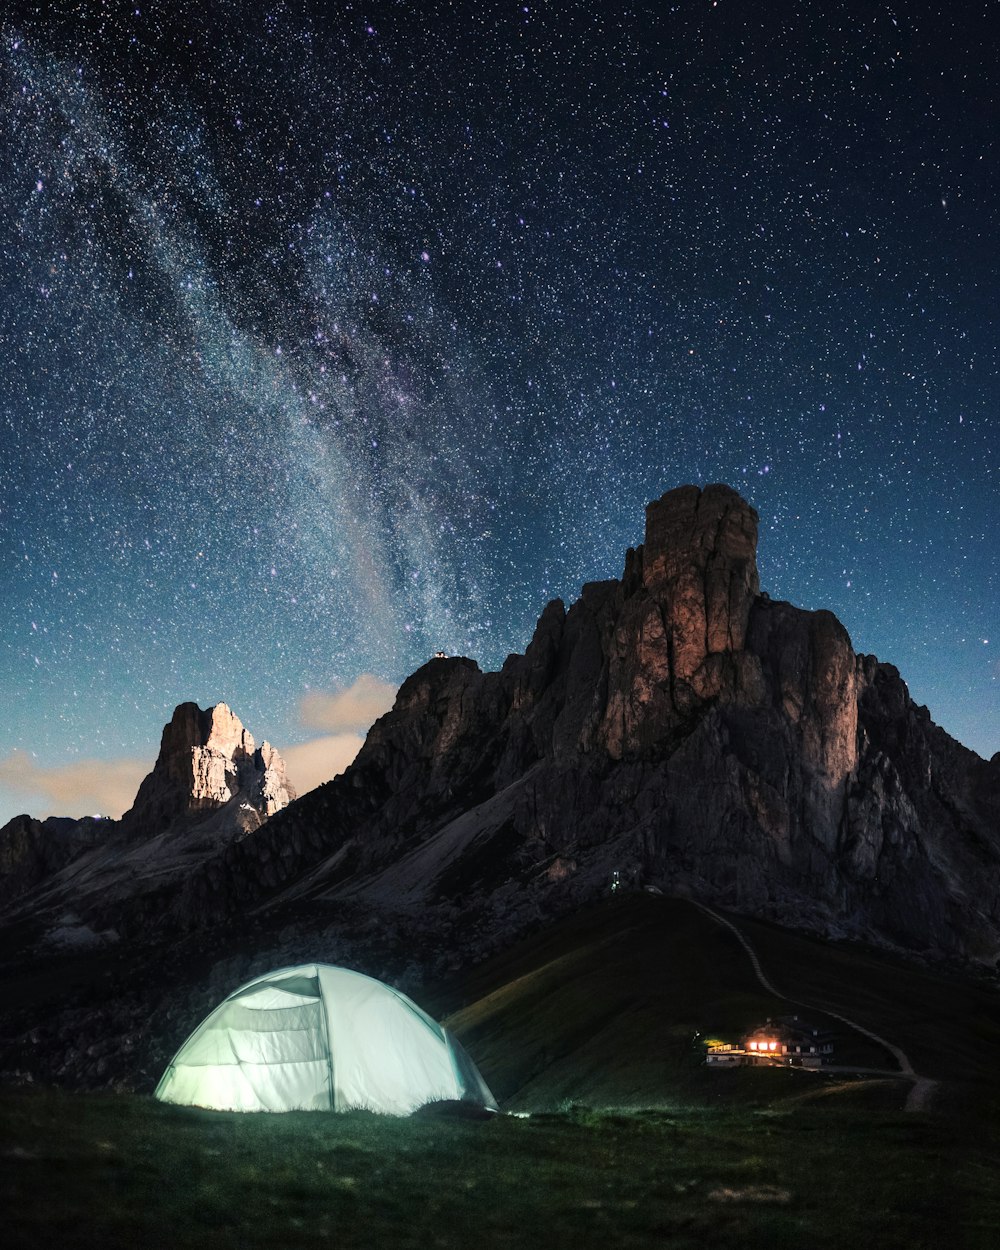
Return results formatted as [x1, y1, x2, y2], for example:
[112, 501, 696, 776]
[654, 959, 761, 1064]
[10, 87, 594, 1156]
[769, 1042, 778, 1051]
[748, 1042, 757, 1050]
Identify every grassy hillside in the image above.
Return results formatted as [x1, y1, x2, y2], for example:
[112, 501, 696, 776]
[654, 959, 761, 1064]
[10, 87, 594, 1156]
[736, 912, 1000, 1085]
[4, 896, 1000, 1248]
[432, 894, 1000, 1113]
[3, 1087, 998, 1250]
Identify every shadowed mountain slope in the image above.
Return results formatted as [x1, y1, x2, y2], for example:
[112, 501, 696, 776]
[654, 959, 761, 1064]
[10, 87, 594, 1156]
[3, 484, 998, 974]
[435, 895, 1000, 1114]
[0, 702, 294, 928]
[174, 484, 1000, 968]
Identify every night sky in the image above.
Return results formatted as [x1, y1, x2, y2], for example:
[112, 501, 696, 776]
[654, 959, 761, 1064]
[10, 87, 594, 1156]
[1, 1, 997, 824]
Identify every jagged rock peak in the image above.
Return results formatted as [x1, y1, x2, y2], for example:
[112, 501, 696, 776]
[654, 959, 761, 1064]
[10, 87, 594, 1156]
[644, 482, 759, 565]
[200, 480, 998, 968]
[641, 482, 760, 656]
[120, 701, 295, 839]
[162, 701, 255, 760]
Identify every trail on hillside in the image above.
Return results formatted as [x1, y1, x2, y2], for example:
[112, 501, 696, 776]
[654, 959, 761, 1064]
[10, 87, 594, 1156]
[688, 901, 937, 1113]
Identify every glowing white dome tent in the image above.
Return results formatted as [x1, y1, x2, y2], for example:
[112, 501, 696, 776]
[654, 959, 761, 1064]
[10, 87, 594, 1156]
[154, 964, 497, 1116]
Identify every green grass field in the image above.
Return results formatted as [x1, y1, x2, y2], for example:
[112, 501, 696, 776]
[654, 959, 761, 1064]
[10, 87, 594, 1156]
[433, 895, 985, 1112]
[736, 911, 1000, 1085]
[4, 893, 1000, 1247]
[3, 1087, 998, 1250]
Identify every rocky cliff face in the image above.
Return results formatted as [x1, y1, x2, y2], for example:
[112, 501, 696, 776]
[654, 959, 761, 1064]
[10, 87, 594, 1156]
[178, 483, 999, 967]
[0, 815, 107, 908]
[4, 485, 997, 970]
[121, 701, 295, 839]
[0, 703, 295, 921]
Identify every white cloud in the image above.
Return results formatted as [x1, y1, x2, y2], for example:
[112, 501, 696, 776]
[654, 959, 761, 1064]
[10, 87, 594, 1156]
[281, 733, 366, 797]
[280, 674, 398, 797]
[299, 673, 397, 733]
[0, 750, 148, 820]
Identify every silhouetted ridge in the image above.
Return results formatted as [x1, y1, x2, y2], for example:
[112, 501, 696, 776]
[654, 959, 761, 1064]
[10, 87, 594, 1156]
[179, 483, 999, 967]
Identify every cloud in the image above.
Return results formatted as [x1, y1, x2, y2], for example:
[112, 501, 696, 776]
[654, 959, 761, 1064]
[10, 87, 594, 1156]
[0, 675, 399, 822]
[281, 733, 367, 798]
[280, 674, 399, 797]
[0, 750, 148, 820]
[299, 674, 397, 733]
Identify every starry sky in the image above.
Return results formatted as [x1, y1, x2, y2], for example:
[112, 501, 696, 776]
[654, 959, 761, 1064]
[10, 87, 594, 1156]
[1, 0, 997, 824]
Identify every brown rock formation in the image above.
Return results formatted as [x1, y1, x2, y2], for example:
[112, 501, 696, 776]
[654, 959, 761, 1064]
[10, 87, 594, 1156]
[599, 483, 763, 754]
[180, 483, 999, 968]
[4, 486, 996, 973]
[0, 703, 295, 920]
[121, 702, 295, 838]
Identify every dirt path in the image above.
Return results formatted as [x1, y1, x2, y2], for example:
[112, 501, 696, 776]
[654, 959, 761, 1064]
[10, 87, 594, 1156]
[689, 900, 937, 1113]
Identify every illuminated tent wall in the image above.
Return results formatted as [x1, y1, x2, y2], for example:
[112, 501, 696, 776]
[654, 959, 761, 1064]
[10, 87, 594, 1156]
[154, 964, 497, 1115]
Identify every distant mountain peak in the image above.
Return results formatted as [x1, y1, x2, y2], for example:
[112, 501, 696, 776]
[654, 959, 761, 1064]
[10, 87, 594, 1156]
[120, 701, 295, 839]
[0, 700, 297, 921]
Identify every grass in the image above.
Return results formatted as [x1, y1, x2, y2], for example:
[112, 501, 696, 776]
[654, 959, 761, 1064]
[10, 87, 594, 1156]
[3, 1086, 998, 1250]
[735, 912, 1000, 1085]
[432, 895, 930, 1111]
[4, 895, 1000, 1246]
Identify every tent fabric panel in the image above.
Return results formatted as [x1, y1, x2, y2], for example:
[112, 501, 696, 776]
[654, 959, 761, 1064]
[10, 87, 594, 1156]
[224, 964, 319, 999]
[227, 983, 320, 1009]
[317, 966, 460, 1114]
[316, 966, 445, 1040]
[239, 972, 320, 999]
[221, 1002, 323, 1033]
[231, 1058, 331, 1111]
[446, 1030, 499, 1109]
[157, 1061, 267, 1112]
[175, 1002, 324, 1067]
[158, 1057, 331, 1112]
[381, 986, 447, 1043]
[225, 1022, 326, 1067]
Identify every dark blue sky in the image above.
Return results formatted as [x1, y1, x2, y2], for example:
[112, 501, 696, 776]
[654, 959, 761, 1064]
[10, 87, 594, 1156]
[1, 1, 997, 822]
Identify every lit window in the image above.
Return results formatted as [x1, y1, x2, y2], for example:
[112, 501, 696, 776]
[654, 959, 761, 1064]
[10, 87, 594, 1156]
[769, 1042, 777, 1051]
[748, 1042, 756, 1050]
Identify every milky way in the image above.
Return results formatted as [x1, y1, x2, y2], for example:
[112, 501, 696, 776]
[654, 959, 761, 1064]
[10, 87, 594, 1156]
[1, 1, 996, 821]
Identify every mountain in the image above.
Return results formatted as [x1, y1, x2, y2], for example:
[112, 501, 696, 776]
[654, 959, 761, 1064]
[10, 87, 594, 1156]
[3, 483, 998, 973]
[0, 701, 294, 935]
[175, 483, 1000, 967]
[2, 482, 998, 1094]
[121, 700, 295, 840]
[0, 814, 107, 909]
